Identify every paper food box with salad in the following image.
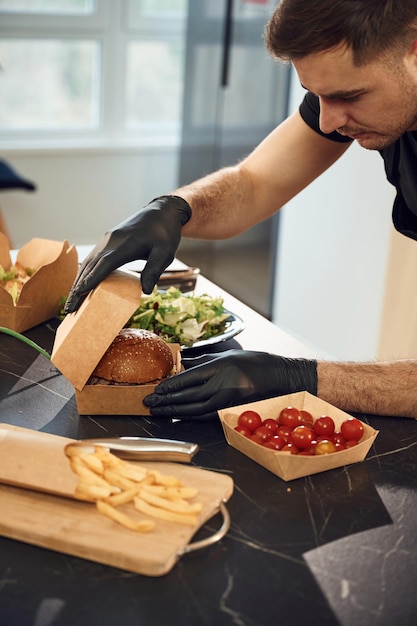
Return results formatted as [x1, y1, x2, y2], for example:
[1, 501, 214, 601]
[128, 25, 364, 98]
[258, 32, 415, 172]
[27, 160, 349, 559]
[51, 270, 232, 416]
[0, 233, 78, 333]
[218, 392, 378, 481]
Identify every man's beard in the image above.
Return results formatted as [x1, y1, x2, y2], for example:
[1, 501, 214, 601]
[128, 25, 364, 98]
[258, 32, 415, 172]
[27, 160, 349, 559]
[337, 129, 406, 150]
[338, 79, 417, 150]
[337, 116, 417, 150]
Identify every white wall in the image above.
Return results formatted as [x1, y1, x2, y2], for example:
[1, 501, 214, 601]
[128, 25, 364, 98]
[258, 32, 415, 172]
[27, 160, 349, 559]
[271, 70, 396, 361]
[1, 146, 179, 250]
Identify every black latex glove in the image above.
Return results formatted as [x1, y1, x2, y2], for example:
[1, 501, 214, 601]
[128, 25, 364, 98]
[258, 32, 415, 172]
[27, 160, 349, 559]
[64, 195, 192, 313]
[143, 349, 318, 421]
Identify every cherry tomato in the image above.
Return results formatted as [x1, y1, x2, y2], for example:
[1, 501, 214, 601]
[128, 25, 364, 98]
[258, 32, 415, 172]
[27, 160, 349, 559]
[290, 425, 315, 449]
[341, 418, 364, 441]
[314, 439, 337, 455]
[316, 434, 333, 442]
[237, 410, 262, 433]
[238, 406, 363, 459]
[345, 439, 359, 448]
[253, 425, 272, 443]
[262, 418, 278, 434]
[300, 410, 314, 427]
[249, 433, 265, 445]
[314, 415, 335, 437]
[234, 425, 251, 437]
[278, 406, 302, 429]
[262, 435, 286, 450]
[277, 425, 292, 443]
[332, 432, 346, 446]
[299, 443, 317, 456]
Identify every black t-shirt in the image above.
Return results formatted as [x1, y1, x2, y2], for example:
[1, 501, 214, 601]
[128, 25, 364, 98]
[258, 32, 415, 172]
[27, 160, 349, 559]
[299, 92, 417, 240]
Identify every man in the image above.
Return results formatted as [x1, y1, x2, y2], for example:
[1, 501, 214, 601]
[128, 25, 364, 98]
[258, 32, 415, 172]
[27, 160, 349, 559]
[65, 0, 417, 420]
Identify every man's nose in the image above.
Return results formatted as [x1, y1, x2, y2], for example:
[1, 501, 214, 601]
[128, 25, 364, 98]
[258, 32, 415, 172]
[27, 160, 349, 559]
[319, 98, 349, 134]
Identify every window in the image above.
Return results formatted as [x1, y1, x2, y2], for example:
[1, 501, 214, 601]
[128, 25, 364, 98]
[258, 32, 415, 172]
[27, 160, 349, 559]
[0, 0, 188, 146]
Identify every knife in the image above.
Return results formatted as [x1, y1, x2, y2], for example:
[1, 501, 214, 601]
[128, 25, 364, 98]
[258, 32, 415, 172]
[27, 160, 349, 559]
[156, 267, 200, 292]
[75, 437, 199, 463]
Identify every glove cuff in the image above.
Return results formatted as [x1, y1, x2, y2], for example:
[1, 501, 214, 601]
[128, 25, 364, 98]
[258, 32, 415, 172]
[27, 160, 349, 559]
[148, 195, 192, 226]
[295, 358, 318, 395]
[267, 354, 318, 396]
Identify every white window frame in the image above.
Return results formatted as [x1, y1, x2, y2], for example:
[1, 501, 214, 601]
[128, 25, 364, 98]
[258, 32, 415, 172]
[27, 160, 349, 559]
[0, 0, 187, 152]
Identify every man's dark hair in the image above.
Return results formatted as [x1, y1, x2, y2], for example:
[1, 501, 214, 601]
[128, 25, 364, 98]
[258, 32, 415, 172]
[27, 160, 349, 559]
[265, 0, 417, 66]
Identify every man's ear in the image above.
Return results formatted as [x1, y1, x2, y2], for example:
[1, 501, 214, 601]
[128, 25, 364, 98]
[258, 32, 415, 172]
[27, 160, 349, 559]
[403, 35, 417, 75]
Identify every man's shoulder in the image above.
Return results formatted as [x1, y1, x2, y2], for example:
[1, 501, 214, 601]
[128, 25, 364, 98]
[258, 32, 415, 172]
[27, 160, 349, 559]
[380, 131, 417, 182]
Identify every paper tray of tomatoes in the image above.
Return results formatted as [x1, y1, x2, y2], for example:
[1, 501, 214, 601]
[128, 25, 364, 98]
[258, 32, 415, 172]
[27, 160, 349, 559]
[218, 391, 378, 481]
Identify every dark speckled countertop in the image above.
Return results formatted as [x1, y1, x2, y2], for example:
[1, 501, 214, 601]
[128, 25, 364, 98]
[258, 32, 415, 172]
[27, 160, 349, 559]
[1, 275, 416, 626]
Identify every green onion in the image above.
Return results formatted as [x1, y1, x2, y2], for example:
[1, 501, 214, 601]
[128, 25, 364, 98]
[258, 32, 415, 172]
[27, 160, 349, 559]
[0, 327, 51, 360]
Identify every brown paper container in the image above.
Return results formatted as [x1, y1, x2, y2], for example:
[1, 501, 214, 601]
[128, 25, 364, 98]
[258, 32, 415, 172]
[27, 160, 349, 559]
[0, 423, 78, 497]
[218, 391, 378, 481]
[0, 232, 78, 332]
[51, 269, 181, 416]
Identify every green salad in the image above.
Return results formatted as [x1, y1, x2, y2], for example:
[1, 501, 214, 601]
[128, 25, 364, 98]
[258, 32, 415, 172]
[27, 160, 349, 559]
[126, 286, 231, 346]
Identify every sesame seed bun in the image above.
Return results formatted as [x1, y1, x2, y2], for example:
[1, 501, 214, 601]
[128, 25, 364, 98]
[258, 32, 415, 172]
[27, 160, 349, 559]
[93, 328, 174, 384]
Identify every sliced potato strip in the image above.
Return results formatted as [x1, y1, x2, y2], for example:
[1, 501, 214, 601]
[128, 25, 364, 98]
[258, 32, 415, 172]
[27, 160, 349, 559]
[97, 500, 155, 533]
[147, 469, 183, 487]
[114, 463, 150, 483]
[75, 483, 113, 501]
[133, 496, 198, 526]
[77, 452, 104, 474]
[104, 485, 142, 507]
[139, 489, 203, 514]
[65, 443, 202, 533]
[103, 468, 136, 491]
[142, 485, 199, 500]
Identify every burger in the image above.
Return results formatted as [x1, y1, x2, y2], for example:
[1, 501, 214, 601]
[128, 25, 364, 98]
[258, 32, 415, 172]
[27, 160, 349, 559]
[91, 328, 175, 385]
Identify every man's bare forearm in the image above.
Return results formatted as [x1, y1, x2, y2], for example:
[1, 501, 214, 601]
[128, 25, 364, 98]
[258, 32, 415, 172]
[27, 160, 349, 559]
[317, 359, 417, 418]
[174, 164, 260, 240]
[173, 111, 351, 241]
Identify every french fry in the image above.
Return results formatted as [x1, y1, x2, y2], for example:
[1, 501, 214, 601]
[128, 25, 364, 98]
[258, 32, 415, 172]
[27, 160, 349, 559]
[97, 500, 155, 533]
[75, 483, 113, 501]
[77, 451, 104, 474]
[113, 462, 149, 483]
[142, 485, 199, 500]
[65, 443, 89, 457]
[138, 489, 203, 514]
[70, 458, 116, 490]
[93, 446, 122, 468]
[148, 469, 183, 487]
[103, 468, 136, 491]
[65, 444, 202, 533]
[104, 485, 142, 507]
[133, 496, 198, 526]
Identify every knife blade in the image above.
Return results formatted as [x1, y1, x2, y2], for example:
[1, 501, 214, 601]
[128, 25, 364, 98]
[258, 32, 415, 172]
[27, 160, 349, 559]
[156, 267, 200, 292]
[75, 436, 199, 463]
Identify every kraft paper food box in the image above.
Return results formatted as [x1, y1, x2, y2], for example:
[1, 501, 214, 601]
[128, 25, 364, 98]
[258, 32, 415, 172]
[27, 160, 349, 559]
[0, 232, 78, 332]
[218, 392, 378, 481]
[51, 270, 181, 416]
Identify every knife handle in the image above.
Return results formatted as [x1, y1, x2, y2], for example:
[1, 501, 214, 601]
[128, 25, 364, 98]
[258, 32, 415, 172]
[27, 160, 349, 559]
[78, 437, 199, 463]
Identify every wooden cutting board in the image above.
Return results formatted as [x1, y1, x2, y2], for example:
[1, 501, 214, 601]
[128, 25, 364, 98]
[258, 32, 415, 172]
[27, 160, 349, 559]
[0, 426, 233, 577]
